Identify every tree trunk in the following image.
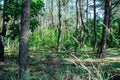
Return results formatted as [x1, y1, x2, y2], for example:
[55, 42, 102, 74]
[118, 19, 120, 35]
[19, 0, 30, 79]
[99, 0, 110, 58]
[118, 19, 120, 47]
[63, 0, 68, 37]
[86, 0, 89, 31]
[108, 0, 112, 44]
[108, 0, 112, 29]
[79, 0, 86, 48]
[79, 0, 85, 32]
[0, 34, 4, 61]
[57, 0, 62, 52]
[51, 0, 54, 25]
[75, 0, 79, 52]
[93, 0, 97, 51]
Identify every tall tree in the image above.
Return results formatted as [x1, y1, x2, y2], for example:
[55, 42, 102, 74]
[75, 0, 78, 52]
[93, 0, 97, 51]
[0, 0, 9, 61]
[86, 0, 88, 30]
[108, 0, 112, 43]
[51, 0, 54, 25]
[79, 0, 86, 47]
[57, 0, 62, 52]
[19, 0, 30, 79]
[98, 0, 111, 57]
[108, 0, 112, 28]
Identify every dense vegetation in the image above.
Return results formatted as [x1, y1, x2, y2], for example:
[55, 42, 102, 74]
[0, 0, 120, 80]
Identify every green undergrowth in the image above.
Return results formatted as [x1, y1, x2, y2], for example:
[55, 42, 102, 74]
[1, 48, 120, 80]
[1, 55, 120, 80]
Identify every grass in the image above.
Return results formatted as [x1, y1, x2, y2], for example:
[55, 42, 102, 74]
[0, 48, 120, 80]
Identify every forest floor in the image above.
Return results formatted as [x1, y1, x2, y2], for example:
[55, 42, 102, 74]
[0, 48, 120, 80]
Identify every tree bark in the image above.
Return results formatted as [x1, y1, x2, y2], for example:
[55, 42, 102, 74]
[99, 0, 110, 58]
[79, 0, 86, 48]
[79, 0, 85, 32]
[75, 0, 78, 52]
[51, 0, 54, 25]
[108, 0, 112, 44]
[19, 0, 30, 79]
[86, 0, 88, 30]
[75, 0, 79, 52]
[57, 0, 62, 52]
[0, 34, 4, 61]
[108, 0, 112, 28]
[93, 0, 97, 51]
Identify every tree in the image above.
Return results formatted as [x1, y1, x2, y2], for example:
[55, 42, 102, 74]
[98, 0, 111, 57]
[86, 0, 88, 30]
[75, 0, 78, 52]
[19, 0, 30, 79]
[7, 0, 44, 40]
[93, 0, 97, 51]
[57, 0, 62, 52]
[51, 0, 54, 25]
[79, 0, 86, 47]
[108, 0, 112, 43]
[0, 33, 4, 61]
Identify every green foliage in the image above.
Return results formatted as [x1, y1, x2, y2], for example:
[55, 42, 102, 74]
[111, 62, 120, 70]
[29, 28, 78, 51]
[62, 31, 75, 50]
[31, 0, 44, 16]
[4, 0, 44, 40]
[29, 28, 57, 50]
[41, 29, 57, 48]
[107, 20, 120, 48]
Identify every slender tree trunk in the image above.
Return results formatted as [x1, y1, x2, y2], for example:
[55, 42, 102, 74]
[0, 34, 4, 61]
[57, 0, 62, 52]
[99, 0, 110, 58]
[93, 0, 97, 51]
[51, 0, 54, 25]
[118, 19, 120, 35]
[86, 0, 89, 30]
[78, 0, 82, 47]
[79, 0, 85, 31]
[19, 0, 30, 79]
[0, 0, 9, 62]
[75, 0, 79, 52]
[118, 19, 120, 46]
[63, 0, 68, 35]
[79, 0, 86, 47]
[108, 0, 112, 43]
[108, 0, 112, 29]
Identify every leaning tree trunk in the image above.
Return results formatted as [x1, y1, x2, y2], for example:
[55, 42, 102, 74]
[19, 0, 30, 79]
[57, 0, 62, 52]
[0, 0, 9, 62]
[93, 0, 97, 51]
[99, 0, 110, 58]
